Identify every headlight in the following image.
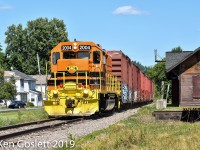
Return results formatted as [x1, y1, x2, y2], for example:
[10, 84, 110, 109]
[83, 89, 89, 94]
[83, 89, 89, 97]
[53, 90, 58, 95]
[53, 90, 58, 97]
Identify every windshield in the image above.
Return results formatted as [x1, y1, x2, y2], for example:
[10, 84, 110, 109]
[63, 52, 76, 59]
[11, 101, 17, 104]
[78, 52, 90, 59]
[63, 52, 90, 59]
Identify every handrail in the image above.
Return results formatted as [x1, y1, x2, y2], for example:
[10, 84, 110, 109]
[76, 71, 88, 87]
[99, 70, 101, 91]
[63, 72, 65, 85]
[85, 71, 88, 87]
[76, 72, 78, 84]
[54, 72, 57, 89]
[51, 71, 120, 94]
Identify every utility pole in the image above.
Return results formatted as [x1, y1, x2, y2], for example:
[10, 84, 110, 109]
[37, 53, 43, 106]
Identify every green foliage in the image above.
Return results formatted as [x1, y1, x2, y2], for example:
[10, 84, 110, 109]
[3, 80, 17, 100]
[0, 43, 9, 70]
[0, 68, 4, 86]
[26, 102, 34, 107]
[0, 69, 17, 103]
[0, 43, 2, 52]
[5, 17, 69, 75]
[73, 105, 200, 150]
[132, 61, 150, 73]
[0, 69, 5, 100]
[146, 62, 168, 98]
[171, 46, 183, 52]
[0, 109, 49, 127]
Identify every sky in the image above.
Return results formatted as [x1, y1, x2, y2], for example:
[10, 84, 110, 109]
[1, 0, 200, 67]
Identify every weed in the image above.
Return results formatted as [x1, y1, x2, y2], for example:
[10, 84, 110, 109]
[0, 109, 48, 127]
[64, 105, 200, 150]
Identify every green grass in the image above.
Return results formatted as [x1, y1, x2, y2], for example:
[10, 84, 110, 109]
[61, 105, 200, 150]
[0, 109, 49, 127]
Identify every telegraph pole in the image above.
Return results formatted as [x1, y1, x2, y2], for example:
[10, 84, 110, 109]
[37, 53, 43, 106]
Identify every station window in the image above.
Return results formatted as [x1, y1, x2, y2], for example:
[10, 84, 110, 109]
[53, 52, 60, 65]
[93, 51, 100, 64]
[63, 52, 76, 59]
[78, 52, 90, 59]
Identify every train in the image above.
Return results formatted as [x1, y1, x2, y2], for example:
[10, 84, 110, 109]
[44, 40, 154, 117]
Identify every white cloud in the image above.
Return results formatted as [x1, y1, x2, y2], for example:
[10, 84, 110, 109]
[113, 5, 147, 15]
[0, 4, 13, 10]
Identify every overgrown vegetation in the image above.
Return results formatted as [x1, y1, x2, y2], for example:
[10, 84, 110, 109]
[0, 109, 48, 127]
[26, 102, 35, 107]
[0, 69, 17, 105]
[67, 105, 200, 150]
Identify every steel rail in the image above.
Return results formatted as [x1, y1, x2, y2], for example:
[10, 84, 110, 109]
[0, 119, 57, 131]
[0, 118, 82, 141]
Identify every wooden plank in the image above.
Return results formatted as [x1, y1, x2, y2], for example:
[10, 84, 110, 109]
[193, 76, 200, 98]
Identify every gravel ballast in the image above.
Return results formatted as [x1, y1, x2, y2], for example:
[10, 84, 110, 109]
[4, 107, 142, 150]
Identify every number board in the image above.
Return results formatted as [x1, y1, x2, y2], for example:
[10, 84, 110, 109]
[61, 45, 72, 50]
[79, 45, 91, 50]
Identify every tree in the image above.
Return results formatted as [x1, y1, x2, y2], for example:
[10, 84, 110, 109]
[132, 61, 150, 73]
[0, 69, 17, 107]
[0, 43, 9, 70]
[5, 24, 25, 71]
[5, 17, 69, 74]
[146, 62, 169, 98]
[0, 43, 2, 51]
[3, 76, 17, 100]
[0, 68, 4, 89]
[171, 46, 183, 52]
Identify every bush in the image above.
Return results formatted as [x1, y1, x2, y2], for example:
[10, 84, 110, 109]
[26, 102, 34, 107]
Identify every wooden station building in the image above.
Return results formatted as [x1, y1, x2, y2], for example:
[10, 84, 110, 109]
[166, 47, 200, 106]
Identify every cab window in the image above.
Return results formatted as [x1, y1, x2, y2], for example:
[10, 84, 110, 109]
[78, 52, 90, 59]
[63, 52, 76, 59]
[53, 52, 60, 65]
[93, 51, 100, 64]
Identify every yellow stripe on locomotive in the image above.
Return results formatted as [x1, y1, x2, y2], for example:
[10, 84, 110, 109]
[44, 41, 121, 117]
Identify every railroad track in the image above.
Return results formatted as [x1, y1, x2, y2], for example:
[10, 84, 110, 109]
[0, 103, 152, 141]
[0, 118, 83, 140]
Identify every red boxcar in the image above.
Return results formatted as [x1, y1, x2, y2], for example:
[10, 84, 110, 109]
[107, 50, 133, 103]
[132, 64, 140, 102]
[139, 71, 144, 102]
[107, 50, 154, 104]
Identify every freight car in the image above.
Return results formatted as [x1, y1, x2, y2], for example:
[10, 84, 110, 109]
[44, 40, 154, 117]
[107, 51, 154, 104]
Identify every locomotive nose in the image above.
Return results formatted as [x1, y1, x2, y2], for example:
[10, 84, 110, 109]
[66, 65, 78, 74]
